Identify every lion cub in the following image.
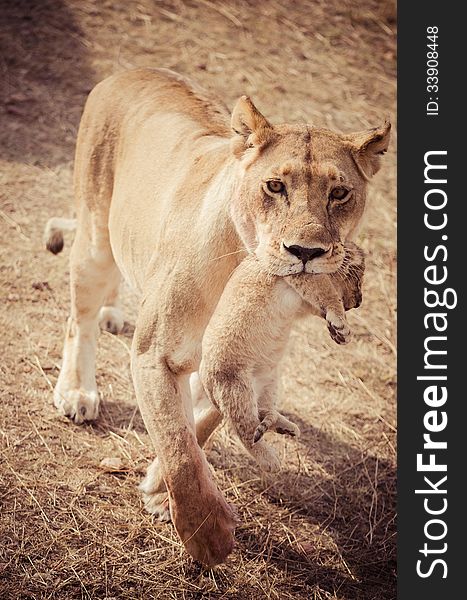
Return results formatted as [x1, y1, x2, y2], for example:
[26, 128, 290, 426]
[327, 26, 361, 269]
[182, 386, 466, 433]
[199, 243, 364, 471]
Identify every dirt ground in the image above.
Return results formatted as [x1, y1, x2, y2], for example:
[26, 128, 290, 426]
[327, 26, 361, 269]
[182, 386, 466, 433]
[0, 1, 396, 598]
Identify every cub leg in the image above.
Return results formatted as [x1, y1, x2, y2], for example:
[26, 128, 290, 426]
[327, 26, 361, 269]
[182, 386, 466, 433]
[191, 372, 223, 447]
[54, 222, 120, 423]
[201, 366, 281, 473]
[139, 457, 171, 522]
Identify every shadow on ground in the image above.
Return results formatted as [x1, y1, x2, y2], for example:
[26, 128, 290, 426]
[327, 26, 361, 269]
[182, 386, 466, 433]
[217, 412, 397, 599]
[0, 0, 95, 166]
[83, 377, 396, 598]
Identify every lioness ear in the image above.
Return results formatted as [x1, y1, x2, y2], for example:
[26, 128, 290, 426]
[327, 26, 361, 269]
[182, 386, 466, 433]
[348, 119, 391, 179]
[231, 96, 273, 146]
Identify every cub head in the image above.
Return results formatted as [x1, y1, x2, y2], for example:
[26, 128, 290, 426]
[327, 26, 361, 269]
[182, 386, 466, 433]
[230, 95, 390, 275]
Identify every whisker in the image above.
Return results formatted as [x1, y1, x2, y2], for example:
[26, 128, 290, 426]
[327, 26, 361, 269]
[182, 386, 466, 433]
[210, 248, 247, 262]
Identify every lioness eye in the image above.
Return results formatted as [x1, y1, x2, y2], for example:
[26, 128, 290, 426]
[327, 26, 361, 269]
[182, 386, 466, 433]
[267, 180, 285, 194]
[329, 186, 350, 201]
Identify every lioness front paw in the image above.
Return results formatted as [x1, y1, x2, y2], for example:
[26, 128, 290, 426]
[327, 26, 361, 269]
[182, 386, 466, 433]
[170, 486, 237, 567]
[53, 386, 100, 424]
[326, 310, 351, 345]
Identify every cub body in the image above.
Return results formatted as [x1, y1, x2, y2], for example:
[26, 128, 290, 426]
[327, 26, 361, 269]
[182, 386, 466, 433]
[199, 243, 364, 470]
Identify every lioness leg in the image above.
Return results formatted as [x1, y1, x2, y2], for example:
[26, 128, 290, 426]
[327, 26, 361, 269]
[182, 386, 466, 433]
[54, 221, 120, 423]
[132, 294, 236, 567]
[139, 374, 221, 522]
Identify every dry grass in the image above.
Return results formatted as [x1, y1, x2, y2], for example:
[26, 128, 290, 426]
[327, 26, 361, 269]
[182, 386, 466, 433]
[0, 1, 396, 598]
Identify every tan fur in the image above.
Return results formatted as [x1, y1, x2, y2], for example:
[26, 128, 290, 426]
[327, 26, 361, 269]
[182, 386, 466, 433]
[50, 68, 389, 566]
[199, 244, 364, 471]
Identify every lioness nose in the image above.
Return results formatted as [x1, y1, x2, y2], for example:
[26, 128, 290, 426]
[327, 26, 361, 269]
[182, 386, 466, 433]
[284, 244, 327, 262]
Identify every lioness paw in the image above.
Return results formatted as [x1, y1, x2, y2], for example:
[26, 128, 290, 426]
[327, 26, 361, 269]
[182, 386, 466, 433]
[171, 485, 237, 567]
[53, 387, 99, 424]
[141, 490, 171, 522]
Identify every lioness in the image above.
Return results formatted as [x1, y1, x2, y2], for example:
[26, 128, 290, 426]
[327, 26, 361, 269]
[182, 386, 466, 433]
[50, 67, 390, 566]
[199, 243, 364, 472]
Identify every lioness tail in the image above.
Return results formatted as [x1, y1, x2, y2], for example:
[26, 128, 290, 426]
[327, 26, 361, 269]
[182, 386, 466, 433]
[44, 217, 77, 254]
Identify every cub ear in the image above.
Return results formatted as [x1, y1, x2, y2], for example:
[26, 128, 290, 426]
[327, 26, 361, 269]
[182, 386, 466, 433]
[348, 119, 391, 179]
[231, 96, 274, 147]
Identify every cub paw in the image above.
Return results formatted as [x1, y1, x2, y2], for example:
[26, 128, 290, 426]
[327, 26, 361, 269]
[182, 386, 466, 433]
[326, 310, 351, 345]
[274, 415, 300, 439]
[254, 411, 300, 443]
[342, 284, 362, 311]
[98, 306, 125, 335]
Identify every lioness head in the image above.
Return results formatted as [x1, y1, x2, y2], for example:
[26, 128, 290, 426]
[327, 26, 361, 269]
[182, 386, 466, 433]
[230, 96, 390, 276]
